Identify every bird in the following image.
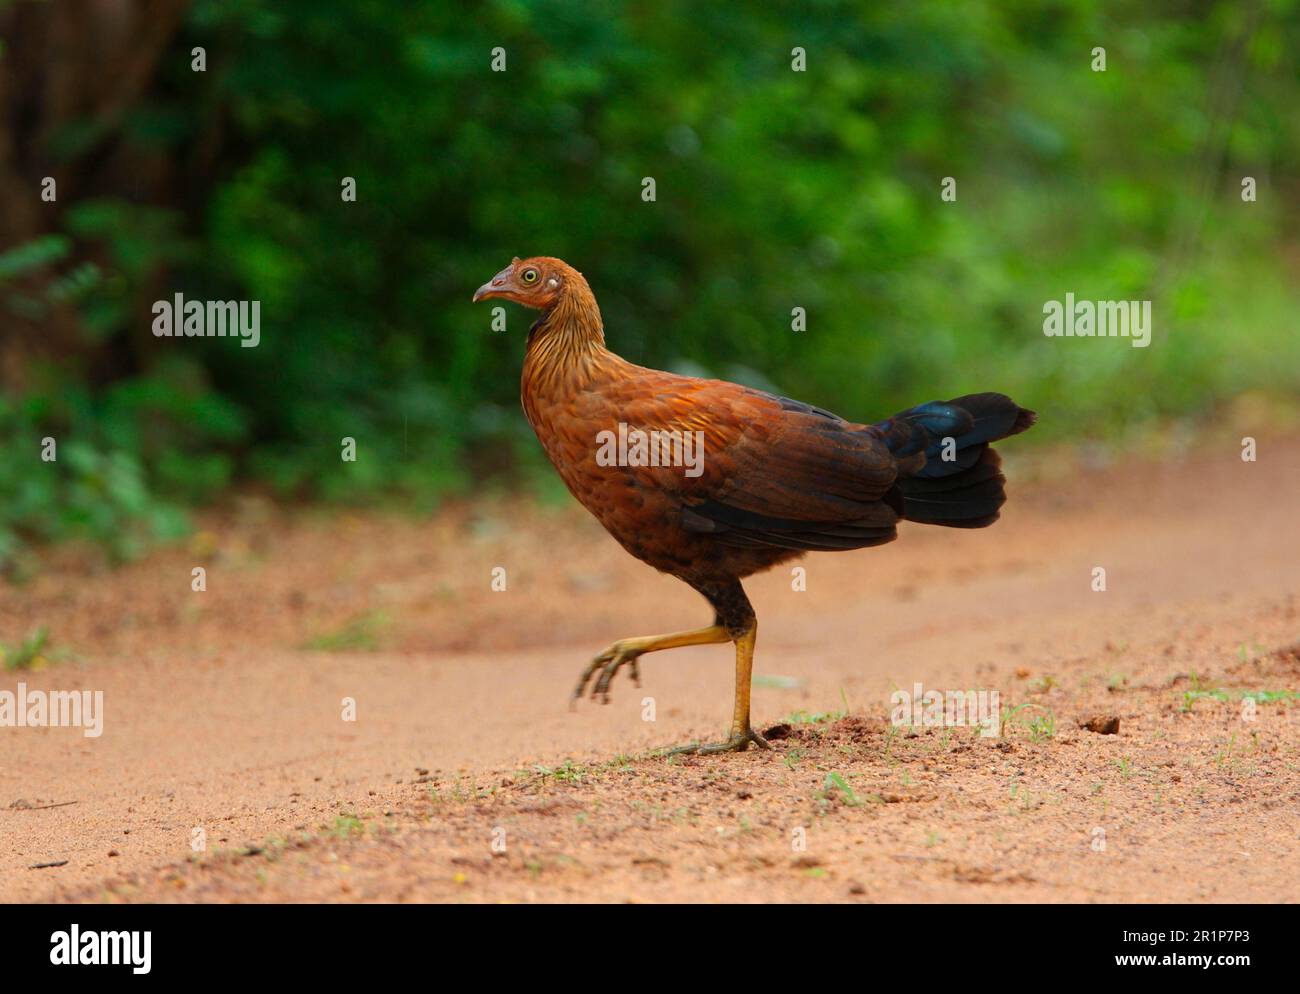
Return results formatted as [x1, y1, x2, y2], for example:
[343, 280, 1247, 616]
[474, 256, 1036, 754]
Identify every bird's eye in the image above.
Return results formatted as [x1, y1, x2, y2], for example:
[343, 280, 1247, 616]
[521, 269, 539, 285]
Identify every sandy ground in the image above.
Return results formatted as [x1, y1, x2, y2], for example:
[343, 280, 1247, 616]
[1, 435, 1298, 903]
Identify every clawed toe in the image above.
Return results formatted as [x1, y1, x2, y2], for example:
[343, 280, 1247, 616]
[667, 725, 773, 755]
[572, 642, 642, 704]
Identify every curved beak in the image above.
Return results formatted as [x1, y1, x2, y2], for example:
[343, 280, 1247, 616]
[472, 262, 518, 303]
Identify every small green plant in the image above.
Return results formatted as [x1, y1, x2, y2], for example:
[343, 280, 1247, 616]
[1028, 710, 1056, 741]
[1236, 641, 1265, 662]
[1, 626, 54, 670]
[304, 611, 390, 652]
[533, 759, 585, 783]
[1215, 733, 1238, 766]
[1182, 686, 1225, 711]
[1002, 702, 1055, 741]
[1243, 689, 1300, 703]
[327, 813, 365, 839]
[1180, 677, 1297, 712]
[821, 772, 860, 807]
[881, 723, 901, 764]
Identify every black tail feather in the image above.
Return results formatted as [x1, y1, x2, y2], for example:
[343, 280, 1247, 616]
[879, 393, 1036, 528]
[897, 448, 1007, 527]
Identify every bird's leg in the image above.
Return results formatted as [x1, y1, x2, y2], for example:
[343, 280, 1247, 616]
[573, 624, 731, 704]
[668, 579, 772, 755]
[669, 622, 771, 754]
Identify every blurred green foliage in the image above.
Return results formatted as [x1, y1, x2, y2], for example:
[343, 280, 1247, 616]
[3, 0, 1300, 567]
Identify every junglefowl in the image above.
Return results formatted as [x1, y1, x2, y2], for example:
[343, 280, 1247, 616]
[474, 257, 1036, 753]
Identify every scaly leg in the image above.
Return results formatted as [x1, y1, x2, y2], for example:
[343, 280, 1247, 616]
[573, 624, 731, 704]
[669, 621, 771, 754]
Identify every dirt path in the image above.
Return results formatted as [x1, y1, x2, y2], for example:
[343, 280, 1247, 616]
[2, 439, 1298, 902]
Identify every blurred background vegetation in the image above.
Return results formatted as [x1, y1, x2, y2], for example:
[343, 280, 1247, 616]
[2, 0, 1298, 571]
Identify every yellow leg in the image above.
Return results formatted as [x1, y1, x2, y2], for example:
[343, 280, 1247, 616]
[574, 624, 731, 703]
[727, 624, 758, 738]
[670, 622, 772, 755]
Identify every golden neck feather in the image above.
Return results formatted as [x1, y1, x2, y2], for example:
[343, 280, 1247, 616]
[523, 273, 611, 398]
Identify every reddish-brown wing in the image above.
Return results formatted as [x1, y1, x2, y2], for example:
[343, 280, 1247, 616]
[586, 366, 901, 551]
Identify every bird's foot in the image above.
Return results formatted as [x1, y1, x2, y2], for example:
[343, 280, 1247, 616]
[571, 640, 642, 705]
[667, 725, 772, 756]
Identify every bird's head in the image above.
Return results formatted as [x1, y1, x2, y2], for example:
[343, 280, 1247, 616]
[472, 256, 576, 311]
